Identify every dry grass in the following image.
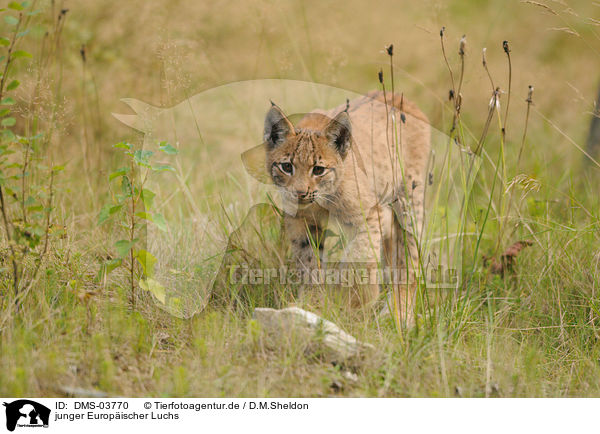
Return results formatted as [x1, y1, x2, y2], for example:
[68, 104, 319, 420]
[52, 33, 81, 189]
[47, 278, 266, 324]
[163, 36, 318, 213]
[1, 0, 600, 397]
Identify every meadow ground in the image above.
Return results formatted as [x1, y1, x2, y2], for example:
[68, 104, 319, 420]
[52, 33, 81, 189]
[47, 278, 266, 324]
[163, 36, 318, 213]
[1, 0, 600, 397]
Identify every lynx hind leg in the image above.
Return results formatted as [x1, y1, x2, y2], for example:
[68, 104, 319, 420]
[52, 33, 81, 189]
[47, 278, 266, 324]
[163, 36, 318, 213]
[383, 214, 419, 326]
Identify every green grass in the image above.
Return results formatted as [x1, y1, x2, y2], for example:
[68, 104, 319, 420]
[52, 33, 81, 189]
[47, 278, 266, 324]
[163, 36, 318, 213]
[1, 0, 600, 397]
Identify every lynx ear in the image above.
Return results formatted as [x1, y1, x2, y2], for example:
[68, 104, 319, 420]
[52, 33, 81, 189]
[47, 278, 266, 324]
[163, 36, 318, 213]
[264, 104, 295, 149]
[324, 111, 352, 157]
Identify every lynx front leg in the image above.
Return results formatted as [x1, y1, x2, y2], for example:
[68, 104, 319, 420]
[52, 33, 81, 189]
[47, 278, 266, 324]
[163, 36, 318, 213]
[284, 215, 326, 280]
[342, 209, 386, 307]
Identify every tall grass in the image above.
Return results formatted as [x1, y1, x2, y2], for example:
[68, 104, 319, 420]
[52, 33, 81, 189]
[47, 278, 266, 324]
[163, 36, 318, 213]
[1, 0, 600, 397]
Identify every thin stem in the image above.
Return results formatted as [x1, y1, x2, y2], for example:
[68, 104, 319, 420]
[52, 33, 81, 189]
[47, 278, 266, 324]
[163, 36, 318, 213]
[21, 144, 30, 224]
[453, 35, 466, 141]
[129, 159, 136, 310]
[482, 48, 495, 91]
[475, 88, 500, 155]
[440, 27, 456, 96]
[493, 86, 535, 269]
[502, 41, 512, 141]
[387, 44, 395, 114]
[517, 86, 534, 170]
[456, 35, 466, 97]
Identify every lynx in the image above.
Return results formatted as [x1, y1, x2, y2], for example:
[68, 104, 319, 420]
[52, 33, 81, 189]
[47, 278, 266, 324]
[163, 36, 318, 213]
[264, 90, 431, 322]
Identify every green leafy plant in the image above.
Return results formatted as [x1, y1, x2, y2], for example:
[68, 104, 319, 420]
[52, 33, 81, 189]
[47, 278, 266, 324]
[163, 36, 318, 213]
[0, 1, 64, 308]
[98, 140, 177, 309]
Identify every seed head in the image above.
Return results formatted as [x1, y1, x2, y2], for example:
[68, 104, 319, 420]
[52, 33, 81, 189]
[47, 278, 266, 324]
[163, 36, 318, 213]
[378, 69, 384, 84]
[386, 44, 394, 56]
[489, 87, 501, 109]
[459, 35, 467, 56]
[503, 40, 510, 54]
[440, 27, 446, 38]
[526, 85, 534, 104]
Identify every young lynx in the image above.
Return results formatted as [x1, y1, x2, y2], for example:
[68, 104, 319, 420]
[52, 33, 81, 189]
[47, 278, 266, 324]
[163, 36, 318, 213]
[264, 90, 430, 322]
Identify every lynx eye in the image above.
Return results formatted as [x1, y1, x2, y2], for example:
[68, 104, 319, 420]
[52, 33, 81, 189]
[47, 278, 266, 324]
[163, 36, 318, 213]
[312, 165, 326, 176]
[279, 162, 294, 175]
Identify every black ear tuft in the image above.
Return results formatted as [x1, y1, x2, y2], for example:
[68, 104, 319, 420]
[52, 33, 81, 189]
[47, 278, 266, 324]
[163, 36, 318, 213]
[324, 111, 352, 157]
[264, 104, 294, 149]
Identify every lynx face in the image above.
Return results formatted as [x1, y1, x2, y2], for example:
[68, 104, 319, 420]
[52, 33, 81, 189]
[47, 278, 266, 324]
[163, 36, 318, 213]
[264, 107, 352, 207]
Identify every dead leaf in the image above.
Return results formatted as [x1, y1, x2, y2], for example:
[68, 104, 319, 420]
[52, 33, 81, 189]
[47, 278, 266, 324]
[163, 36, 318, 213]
[487, 240, 533, 276]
